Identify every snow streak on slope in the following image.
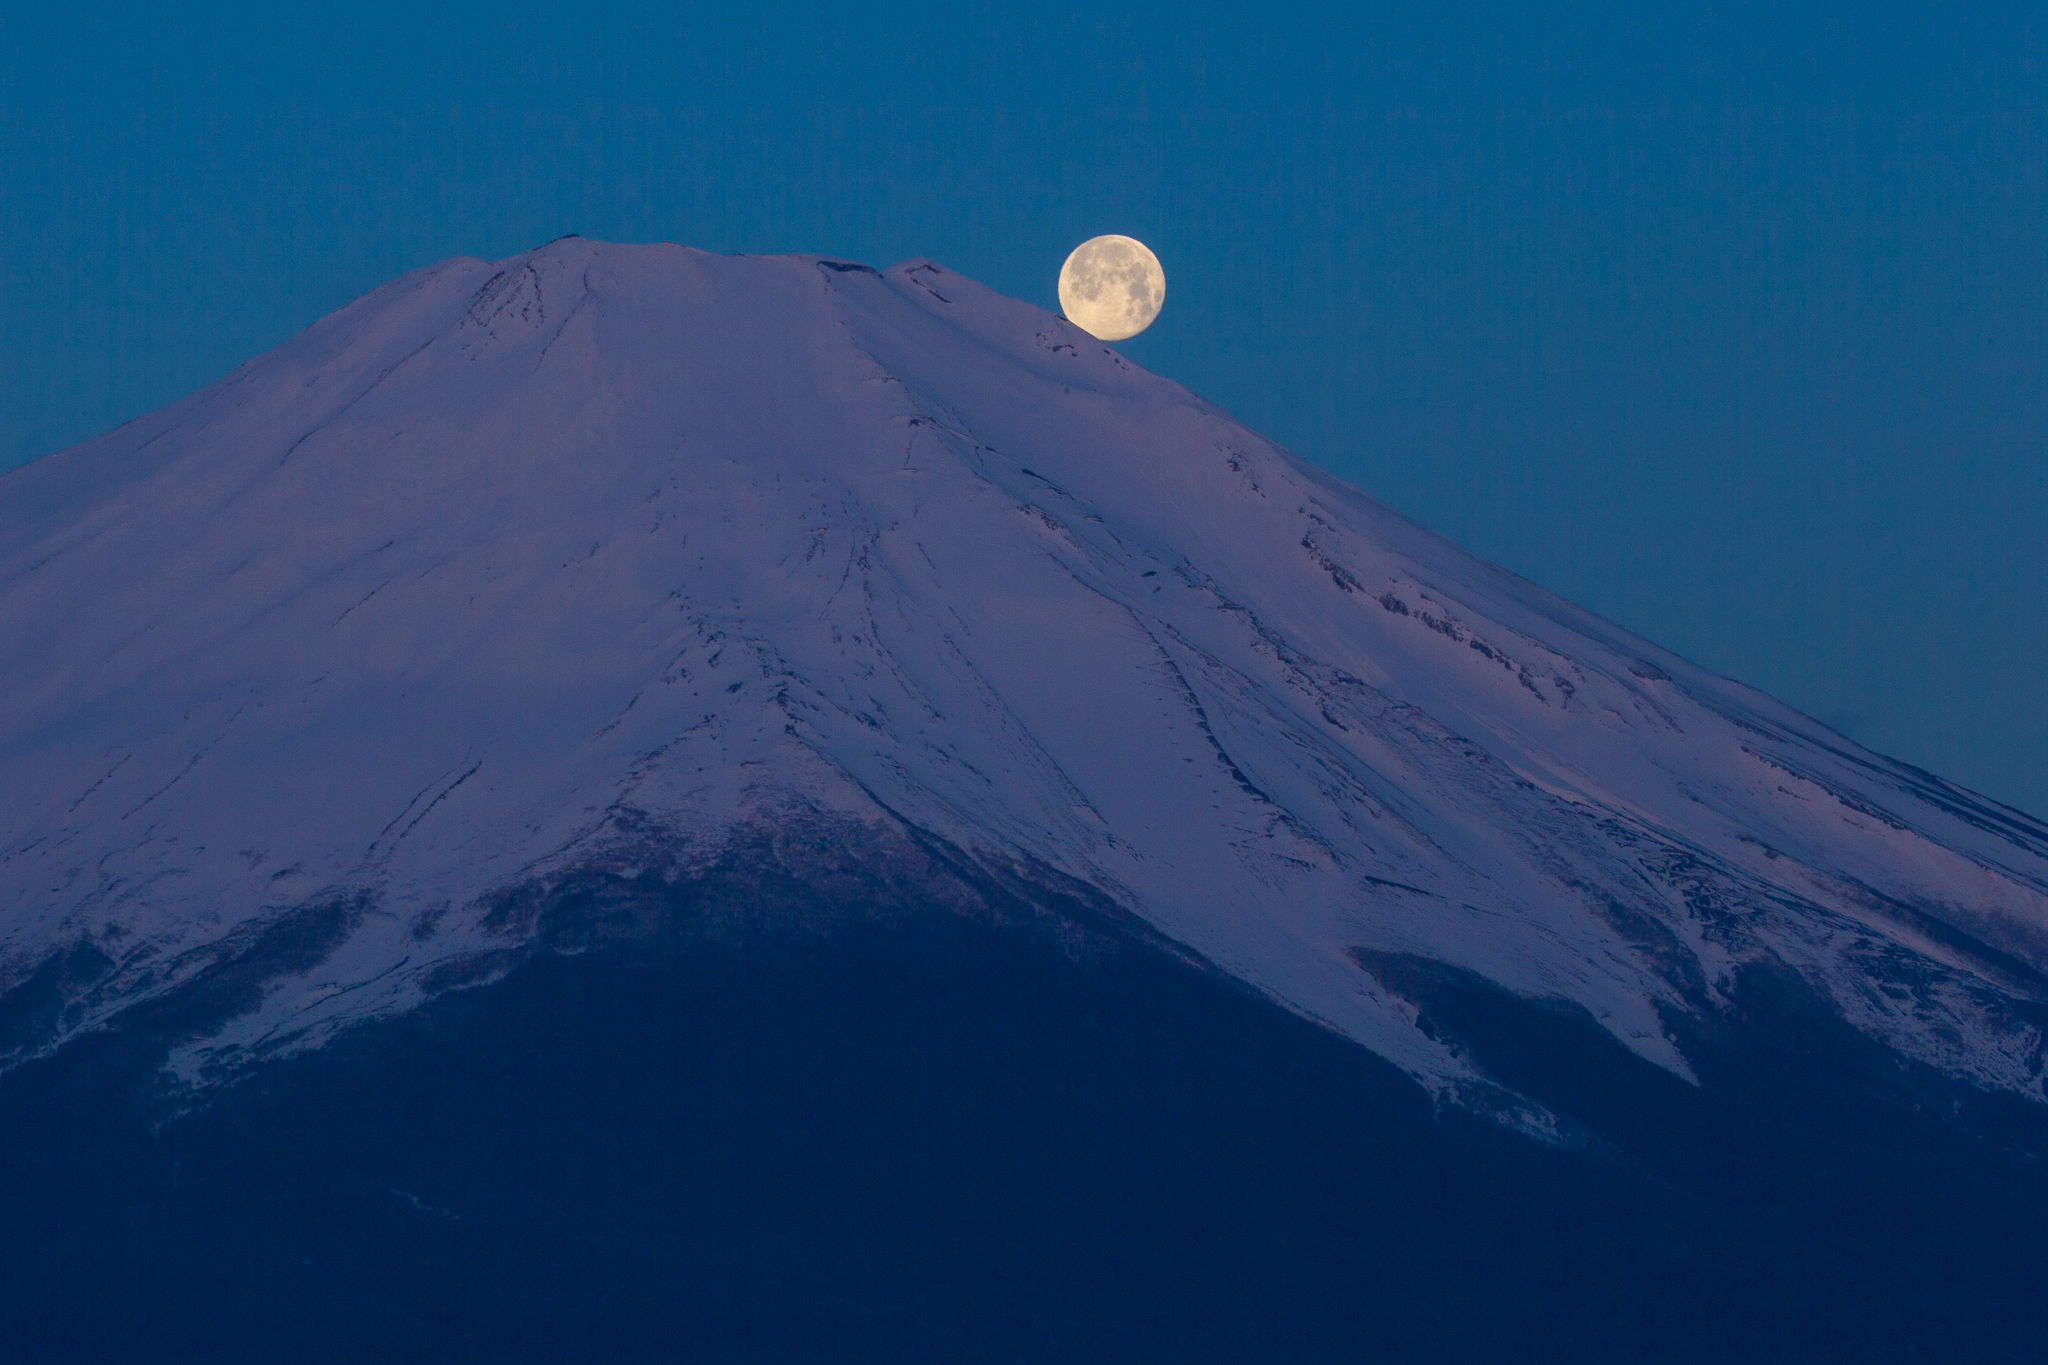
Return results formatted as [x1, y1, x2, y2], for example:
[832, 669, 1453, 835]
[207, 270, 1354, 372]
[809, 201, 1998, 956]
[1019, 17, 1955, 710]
[1, 239, 2045, 1112]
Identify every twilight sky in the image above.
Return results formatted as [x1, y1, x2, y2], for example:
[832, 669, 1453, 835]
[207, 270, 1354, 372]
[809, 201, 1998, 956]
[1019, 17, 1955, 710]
[2, 2, 2042, 816]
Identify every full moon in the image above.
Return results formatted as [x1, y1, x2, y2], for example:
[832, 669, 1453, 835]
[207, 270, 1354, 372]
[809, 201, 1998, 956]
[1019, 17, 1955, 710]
[1058, 235, 1166, 341]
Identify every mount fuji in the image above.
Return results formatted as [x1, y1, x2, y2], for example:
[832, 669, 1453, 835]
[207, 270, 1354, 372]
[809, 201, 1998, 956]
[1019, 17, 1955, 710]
[2, 238, 2044, 1362]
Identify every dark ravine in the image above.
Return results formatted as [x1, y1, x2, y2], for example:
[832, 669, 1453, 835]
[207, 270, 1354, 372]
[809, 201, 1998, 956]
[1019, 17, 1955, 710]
[0, 892, 373, 1074]
[1, 844, 2045, 1365]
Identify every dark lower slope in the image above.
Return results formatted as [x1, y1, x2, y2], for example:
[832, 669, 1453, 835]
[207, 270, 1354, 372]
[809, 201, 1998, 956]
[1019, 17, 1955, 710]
[1, 862, 2045, 1364]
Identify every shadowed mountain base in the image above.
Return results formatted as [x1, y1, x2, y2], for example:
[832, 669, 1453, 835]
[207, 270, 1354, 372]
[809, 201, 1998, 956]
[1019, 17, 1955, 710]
[0, 874, 2044, 1364]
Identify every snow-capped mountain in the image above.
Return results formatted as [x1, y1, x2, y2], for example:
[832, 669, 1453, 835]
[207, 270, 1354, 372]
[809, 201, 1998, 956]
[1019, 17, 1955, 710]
[3, 236, 2044, 1116]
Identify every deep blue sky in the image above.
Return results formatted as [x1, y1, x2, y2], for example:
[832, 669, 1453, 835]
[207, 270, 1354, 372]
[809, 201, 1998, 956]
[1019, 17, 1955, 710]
[3, 3, 2043, 816]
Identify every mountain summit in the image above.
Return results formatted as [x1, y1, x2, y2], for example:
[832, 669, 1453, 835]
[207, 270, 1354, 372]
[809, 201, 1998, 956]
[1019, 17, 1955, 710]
[2, 237, 2045, 1119]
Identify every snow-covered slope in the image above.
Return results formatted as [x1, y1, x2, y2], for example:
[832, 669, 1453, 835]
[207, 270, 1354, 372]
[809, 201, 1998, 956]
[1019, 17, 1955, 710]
[3, 237, 2045, 1110]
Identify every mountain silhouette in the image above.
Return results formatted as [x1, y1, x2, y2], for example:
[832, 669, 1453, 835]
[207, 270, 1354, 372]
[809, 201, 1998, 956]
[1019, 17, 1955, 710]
[1, 239, 2044, 1362]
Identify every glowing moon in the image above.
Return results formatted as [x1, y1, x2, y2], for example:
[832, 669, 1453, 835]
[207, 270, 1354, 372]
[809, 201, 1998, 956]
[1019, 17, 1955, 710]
[1058, 235, 1165, 341]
